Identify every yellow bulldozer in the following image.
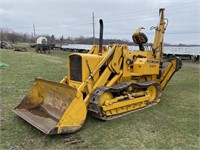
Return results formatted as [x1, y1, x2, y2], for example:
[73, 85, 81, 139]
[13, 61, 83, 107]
[13, 8, 182, 134]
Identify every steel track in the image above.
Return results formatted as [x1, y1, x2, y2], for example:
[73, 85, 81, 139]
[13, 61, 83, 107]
[88, 81, 161, 120]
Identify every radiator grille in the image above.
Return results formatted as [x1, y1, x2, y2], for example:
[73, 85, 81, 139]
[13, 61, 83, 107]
[69, 55, 82, 82]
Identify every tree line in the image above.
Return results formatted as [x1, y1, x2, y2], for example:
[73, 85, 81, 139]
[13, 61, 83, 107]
[1, 28, 198, 46]
[0, 28, 134, 45]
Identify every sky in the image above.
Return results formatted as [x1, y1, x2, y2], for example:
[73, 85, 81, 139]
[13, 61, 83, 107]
[0, 0, 199, 44]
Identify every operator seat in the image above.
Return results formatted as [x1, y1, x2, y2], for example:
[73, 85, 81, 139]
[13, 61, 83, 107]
[132, 28, 148, 51]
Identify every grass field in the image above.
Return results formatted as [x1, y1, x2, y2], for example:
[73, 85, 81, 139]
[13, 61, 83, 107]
[0, 48, 199, 150]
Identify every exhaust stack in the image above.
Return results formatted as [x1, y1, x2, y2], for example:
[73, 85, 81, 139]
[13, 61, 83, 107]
[99, 19, 103, 55]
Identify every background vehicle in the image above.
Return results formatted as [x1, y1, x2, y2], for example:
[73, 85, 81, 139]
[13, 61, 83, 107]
[35, 37, 55, 53]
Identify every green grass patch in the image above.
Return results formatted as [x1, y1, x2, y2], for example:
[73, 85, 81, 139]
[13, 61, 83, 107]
[0, 49, 199, 149]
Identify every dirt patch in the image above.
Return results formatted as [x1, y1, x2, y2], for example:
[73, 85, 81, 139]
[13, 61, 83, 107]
[63, 134, 87, 148]
[8, 134, 87, 150]
[182, 61, 200, 69]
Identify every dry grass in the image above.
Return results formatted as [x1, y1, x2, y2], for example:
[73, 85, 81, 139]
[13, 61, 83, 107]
[0, 49, 199, 149]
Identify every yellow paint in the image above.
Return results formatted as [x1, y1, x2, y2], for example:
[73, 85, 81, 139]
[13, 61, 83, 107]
[13, 8, 181, 135]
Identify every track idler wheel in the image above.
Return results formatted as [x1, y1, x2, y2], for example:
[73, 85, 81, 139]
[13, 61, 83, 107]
[146, 84, 162, 103]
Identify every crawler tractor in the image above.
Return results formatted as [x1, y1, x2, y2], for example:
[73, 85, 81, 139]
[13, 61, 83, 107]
[13, 8, 182, 134]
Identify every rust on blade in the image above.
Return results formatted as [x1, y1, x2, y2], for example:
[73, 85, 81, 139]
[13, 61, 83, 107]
[13, 78, 78, 134]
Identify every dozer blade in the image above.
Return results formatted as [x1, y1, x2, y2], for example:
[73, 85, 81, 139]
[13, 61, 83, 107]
[13, 78, 87, 134]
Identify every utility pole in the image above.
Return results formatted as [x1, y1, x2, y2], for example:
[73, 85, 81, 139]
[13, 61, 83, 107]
[92, 12, 95, 44]
[33, 23, 36, 37]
